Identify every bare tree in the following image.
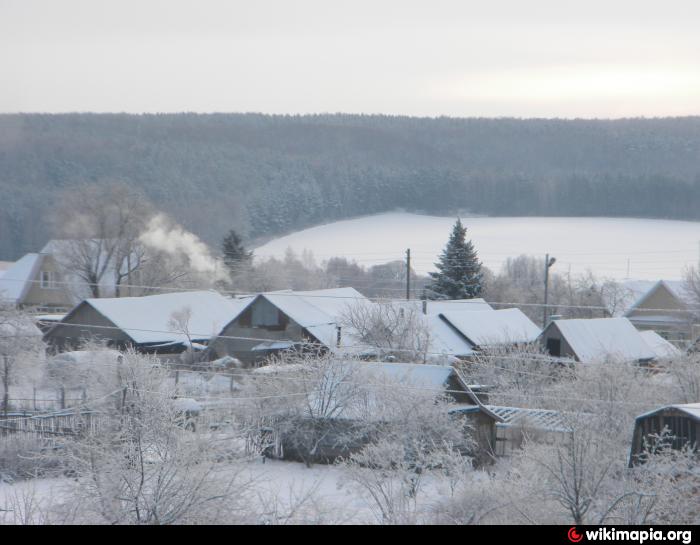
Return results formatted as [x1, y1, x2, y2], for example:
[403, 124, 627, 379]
[51, 182, 154, 298]
[167, 306, 196, 367]
[341, 301, 432, 363]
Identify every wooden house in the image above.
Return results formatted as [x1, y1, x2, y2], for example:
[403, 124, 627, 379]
[624, 280, 698, 346]
[0, 253, 74, 313]
[43, 290, 247, 357]
[208, 287, 371, 366]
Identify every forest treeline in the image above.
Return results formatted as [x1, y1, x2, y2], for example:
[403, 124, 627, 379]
[1, 113, 700, 260]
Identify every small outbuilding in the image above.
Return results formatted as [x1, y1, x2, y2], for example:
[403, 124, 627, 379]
[539, 317, 656, 363]
[438, 308, 541, 351]
[629, 403, 700, 466]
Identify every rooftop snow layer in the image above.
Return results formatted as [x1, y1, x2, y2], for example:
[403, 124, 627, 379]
[80, 290, 250, 345]
[439, 308, 541, 347]
[0, 253, 43, 303]
[550, 317, 656, 362]
[639, 330, 682, 359]
[636, 403, 700, 422]
[261, 287, 368, 329]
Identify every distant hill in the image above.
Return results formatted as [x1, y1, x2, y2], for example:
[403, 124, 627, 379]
[1, 113, 700, 260]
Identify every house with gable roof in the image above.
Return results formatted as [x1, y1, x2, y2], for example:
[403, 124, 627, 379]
[0, 253, 73, 313]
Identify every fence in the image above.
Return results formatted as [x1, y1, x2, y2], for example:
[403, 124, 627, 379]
[0, 410, 101, 438]
[3, 387, 88, 413]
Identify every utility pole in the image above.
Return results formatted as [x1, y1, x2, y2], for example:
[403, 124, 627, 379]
[543, 253, 556, 328]
[405, 248, 411, 300]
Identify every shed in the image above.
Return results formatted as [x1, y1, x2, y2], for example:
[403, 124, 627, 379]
[629, 403, 700, 466]
[539, 317, 656, 363]
[439, 308, 541, 350]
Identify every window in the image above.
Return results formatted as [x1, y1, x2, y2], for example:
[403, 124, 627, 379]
[546, 338, 561, 357]
[40, 270, 60, 289]
[251, 300, 288, 330]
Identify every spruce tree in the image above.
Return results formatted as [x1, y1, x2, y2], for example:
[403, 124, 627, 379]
[221, 229, 253, 277]
[427, 219, 483, 299]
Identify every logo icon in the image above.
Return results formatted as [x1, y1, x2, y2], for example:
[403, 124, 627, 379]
[568, 527, 584, 543]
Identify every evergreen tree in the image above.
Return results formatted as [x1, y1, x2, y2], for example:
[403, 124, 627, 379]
[221, 229, 253, 277]
[427, 219, 483, 299]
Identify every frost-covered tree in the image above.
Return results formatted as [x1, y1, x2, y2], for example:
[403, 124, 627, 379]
[427, 219, 483, 300]
[341, 301, 432, 363]
[63, 351, 251, 524]
[0, 305, 45, 415]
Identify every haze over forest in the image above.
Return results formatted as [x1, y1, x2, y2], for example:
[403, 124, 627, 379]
[2, 113, 700, 260]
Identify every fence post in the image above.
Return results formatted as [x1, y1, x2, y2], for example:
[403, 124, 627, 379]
[60, 386, 66, 410]
[33, 387, 37, 412]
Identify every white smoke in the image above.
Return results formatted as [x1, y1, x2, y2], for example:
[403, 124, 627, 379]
[139, 214, 225, 280]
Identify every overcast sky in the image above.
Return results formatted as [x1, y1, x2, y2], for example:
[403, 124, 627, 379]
[1, 0, 699, 118]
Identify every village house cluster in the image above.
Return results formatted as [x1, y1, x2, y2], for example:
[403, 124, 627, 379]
[0, 243, 698, 467]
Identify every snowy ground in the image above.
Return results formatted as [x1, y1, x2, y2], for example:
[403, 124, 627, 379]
[0, 458, 466, 524]
[255, 212, 700, 280]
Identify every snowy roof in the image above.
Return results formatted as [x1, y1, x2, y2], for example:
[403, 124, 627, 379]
[262, 287, 367, 329]
[50, 349, 123, 366]
[485, 405, 572, 433]
[310, 361, 499, 421]
[352, 361, 457, 389]
[251, 340, 296, 351]
[439, 308, 541, 347]
[547, 317, 656, 363]
[635, 403, 700, 422]
[639, 330, 682, 359]
[237, 288, 372, 355]
[0, 253, 43, 304]
[67, 290, 249, 345]
[424, 314, 475, 358]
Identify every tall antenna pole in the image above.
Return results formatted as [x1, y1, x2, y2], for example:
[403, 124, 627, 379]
[406, 248, 411, 300]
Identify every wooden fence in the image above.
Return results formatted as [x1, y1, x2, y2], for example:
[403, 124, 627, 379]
[0, 410, 101, 438]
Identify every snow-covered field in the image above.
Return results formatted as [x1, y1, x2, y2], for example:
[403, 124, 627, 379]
[255, 213, 700, 280]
